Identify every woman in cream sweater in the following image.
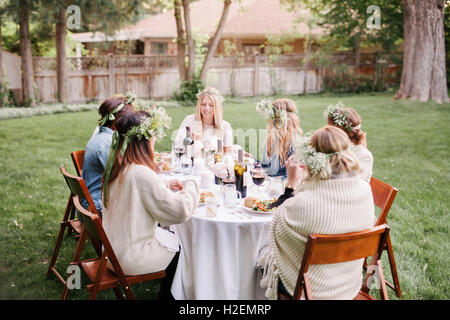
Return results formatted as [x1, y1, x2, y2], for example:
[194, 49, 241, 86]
[102, 109, 200, 299]
[326, 102, 373, 182]
[258, 125, 376, 300]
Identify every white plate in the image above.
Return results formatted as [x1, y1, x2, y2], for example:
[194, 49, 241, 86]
[242, 205, 275, 216]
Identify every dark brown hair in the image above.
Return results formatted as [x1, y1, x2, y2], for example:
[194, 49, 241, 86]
[98, 95, 134, 128]
[327, 107, 365, 145]
[103, 110, 157, 205]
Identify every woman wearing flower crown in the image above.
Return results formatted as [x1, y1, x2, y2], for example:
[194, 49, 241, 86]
[325, 102, 373, 182]
[102, 109, 200, 299]
[257, 98, 303, 178]
[81, 95, 134, 215]
[172, 87, 233, 153]
[257, 126, 376, 300]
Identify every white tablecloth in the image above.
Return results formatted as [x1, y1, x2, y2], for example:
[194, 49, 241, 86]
[164, 172, 273, 300]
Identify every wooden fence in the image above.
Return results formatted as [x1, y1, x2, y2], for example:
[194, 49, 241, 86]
[32, 53, 401, 103]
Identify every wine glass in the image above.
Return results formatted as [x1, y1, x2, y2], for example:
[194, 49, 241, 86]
[251, 166, 266, 198]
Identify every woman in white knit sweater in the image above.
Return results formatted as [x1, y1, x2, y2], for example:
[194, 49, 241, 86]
[258, 125, 376, 300]
[326, 103, 374, 182]
[102, 109, 200, 299]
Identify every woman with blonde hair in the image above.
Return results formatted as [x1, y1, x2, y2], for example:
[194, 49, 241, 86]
[257, 125, 376, 300]
[173, 87, 233, 153]
[325, 102, 373, 182]
[102, 109, 200, 299]
[257, 98, 303, 178]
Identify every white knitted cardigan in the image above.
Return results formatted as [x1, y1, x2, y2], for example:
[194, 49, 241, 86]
[258, 175, 375, 300]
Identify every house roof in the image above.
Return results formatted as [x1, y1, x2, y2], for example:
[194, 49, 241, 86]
[72, 0, 322, 43]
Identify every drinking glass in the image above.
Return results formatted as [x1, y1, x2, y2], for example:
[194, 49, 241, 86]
[251, 167, 266, 197]
[224, 184, 238, 208]
[181, 155, 191, 175]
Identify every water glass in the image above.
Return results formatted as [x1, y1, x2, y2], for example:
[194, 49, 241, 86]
[224, 184, 238, 208]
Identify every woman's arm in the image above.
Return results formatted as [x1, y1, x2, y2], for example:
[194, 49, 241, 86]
[134, 166, 200, 226]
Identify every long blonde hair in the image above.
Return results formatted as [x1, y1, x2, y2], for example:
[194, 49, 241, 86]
[195, 87, 224, 137]
[301, 125, 361, 187]
[267, 98, 303, 165]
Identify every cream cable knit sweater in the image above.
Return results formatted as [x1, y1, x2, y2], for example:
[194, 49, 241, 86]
[102, 164, 200, 276]
[352, 144, 373, 183]
[258, 175, 375, 300]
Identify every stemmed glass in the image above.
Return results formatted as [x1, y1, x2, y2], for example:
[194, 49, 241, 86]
[251, 163, 266, 198]
[172, 140, 185, 170]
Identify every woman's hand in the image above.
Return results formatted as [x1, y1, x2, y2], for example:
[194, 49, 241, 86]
[285, 155, 306, 188]
[155, 161, 163, 174]
[167, 179, 184, 192]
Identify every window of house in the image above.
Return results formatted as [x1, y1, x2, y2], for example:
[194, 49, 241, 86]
[151, 42, 168, 55]
[242, 44, 264, 55]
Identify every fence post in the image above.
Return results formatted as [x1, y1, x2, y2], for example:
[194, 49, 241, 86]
[108, 55, 115, 96]
[254, 53, 259, 96]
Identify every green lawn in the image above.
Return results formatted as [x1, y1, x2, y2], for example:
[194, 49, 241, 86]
[0, 92, 449, 300]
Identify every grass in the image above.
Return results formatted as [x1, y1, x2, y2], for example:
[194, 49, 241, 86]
[0, 92, 449, 300]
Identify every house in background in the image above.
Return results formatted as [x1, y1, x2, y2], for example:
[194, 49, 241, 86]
[71, 0, 322, 57]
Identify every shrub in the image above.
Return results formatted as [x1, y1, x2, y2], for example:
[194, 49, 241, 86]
[173, 78, 205, 106]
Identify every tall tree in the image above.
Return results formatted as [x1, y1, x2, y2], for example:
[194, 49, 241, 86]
[182, 0, 195, 80]
[394, 0, 449, 103]
[199, 0, 232, 83]
[18, 0, 35, 106]
[55, 4, 68, 103]
[174, 0, 187, 80]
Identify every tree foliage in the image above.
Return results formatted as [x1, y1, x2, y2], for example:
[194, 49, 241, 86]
[283, 0, 403, 52]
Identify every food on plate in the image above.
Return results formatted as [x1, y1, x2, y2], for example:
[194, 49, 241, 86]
[200, 192, 215, 203]
[244, 197, 259, 208]
[244, 198, 277, 213]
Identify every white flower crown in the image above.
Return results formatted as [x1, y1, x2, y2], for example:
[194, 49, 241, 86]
[292, 132, 337, 175]
[196, 89, 224, 104]
[255, 98, 287, 128]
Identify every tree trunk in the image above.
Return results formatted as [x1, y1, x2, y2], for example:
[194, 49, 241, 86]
[19, 1, 35, 106]
[56, 7, 68, 103]
[303, 28, 312, 94]
[182, 0, 195, 80]
[394, 0, 449, 103]
[200, 0, 232, 83]
[174, 0, 187, 81]
[0, 17, 4, 84]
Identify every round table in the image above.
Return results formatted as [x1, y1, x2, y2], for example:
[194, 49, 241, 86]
[164, 171, 274, 300]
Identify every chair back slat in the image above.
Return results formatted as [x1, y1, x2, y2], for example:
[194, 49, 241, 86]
[71, 150, 85, 177]
[307, 225, 389, 265]
[60, 167, 94, 207]
[370, 177, 398, 225]
[73, 196, 102, 241]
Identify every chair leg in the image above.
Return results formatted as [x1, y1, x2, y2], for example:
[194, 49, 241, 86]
[47, 195, 73, 278]
[113, 287, 124, 300]
[386, 234, 402, 298]
[61, 228, 88, 300]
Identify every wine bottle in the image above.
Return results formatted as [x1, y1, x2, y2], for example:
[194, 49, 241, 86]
[234, 149, 247, 198]
[214, 139, 223, 164]
[214, 140, 224, 184]
[183, 126, 194, 164]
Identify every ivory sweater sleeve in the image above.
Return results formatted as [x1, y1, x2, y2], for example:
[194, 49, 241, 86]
[133, 165, 200, 226]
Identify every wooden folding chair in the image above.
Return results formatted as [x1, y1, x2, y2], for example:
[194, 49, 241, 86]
[70, 149, 85, 177]
[47, 167, 102, 295]
[279, 224, 391, 300]
[364, 177, 401, 298]
[70, 195, 166, 300]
